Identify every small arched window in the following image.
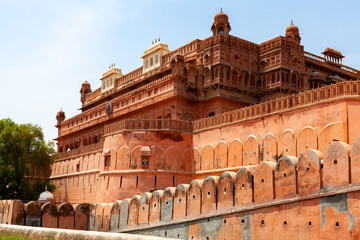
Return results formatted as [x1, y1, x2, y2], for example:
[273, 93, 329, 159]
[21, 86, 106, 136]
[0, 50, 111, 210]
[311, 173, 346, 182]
[145, 60, 149, 68]
[155, 55, 158, 64]
[218, 26, 224, 35]
[250, 75, 256, 87]
[286, 73, 290, 83]
[205, 69, 210, 82]
[292, 74, 297, 85]
[232, 71, 238, 82]
[150, 57, 153, 66]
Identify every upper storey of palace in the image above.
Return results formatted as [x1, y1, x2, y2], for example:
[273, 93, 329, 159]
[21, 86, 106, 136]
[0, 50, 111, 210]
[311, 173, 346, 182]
[79, 11, 358, 108]
[56, 11, 360, 140]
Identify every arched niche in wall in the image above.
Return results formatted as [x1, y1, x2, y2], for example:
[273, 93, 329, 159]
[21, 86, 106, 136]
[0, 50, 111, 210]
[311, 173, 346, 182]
[260, 133, 278, 162]
[319, 121, 347, 153]
[184, 147, 201, 171]
[201, 144, 215, 170]
[278, 129, 296, 157]
[116, 146, 130, 170]
[228, 139, 243, 167]
[152, 146, 165, 170]
[130, 145, 142, 169]
[166, 146, 184, 171]
[215, 141, 228, 169]
[297, 126, 318, 154]
[243, 135, 258, 166]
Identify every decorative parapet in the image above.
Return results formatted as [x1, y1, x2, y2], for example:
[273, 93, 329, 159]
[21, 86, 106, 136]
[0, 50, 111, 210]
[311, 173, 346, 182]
[7, 138, 360, 239]
[59, 74, 174, 137]
[104, 119, 193, 136]
[57, 141, 104, 161]
[193, 80, 360, 132]
[305, 51, 359, 76]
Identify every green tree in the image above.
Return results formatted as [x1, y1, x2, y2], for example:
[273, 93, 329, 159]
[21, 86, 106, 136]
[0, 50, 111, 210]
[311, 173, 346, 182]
[0, 118, 56, 200]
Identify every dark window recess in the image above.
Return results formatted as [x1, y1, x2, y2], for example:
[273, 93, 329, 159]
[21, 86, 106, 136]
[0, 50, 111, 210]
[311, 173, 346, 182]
[142, 157, 149, 167]
[104, 155, 111, 170]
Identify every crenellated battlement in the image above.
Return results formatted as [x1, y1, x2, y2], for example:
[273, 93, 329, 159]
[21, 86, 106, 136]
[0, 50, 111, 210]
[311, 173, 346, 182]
[4, 137, 360, 239]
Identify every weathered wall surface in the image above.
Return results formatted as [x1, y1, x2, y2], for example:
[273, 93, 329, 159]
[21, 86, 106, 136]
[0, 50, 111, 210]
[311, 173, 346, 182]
[50, 99, 352, 203]
[50, 82, 360, 204]
[6, 137, 360, 239]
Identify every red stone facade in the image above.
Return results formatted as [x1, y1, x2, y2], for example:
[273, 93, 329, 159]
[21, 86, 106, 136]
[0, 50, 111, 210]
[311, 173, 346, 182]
[50, 11, 360, 204]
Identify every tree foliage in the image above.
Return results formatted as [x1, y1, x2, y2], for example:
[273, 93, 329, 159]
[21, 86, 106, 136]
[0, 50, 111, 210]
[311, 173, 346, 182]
[0, 118, 56, 200]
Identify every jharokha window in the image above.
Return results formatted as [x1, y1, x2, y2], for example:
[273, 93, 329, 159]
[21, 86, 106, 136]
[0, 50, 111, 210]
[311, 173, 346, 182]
[142, 157, 149, 168]
[104, 155, 111, 170]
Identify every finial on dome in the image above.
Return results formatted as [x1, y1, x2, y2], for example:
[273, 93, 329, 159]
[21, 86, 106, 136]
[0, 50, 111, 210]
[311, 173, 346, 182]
[291, 19, 293, 25]
[221, 7, 222, 13]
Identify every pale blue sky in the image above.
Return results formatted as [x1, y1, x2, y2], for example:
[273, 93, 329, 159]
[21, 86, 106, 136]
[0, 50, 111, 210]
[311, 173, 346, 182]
[0, 0, 359, 142]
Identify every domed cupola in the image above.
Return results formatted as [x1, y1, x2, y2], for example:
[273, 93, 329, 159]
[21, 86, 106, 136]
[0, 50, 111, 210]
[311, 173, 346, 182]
[38, 186, 55, 202]
[285, 20, 301, 43]
[308, 71, 325, 88]
[211, 9, 231, 37]
[80, 80, 92, 104]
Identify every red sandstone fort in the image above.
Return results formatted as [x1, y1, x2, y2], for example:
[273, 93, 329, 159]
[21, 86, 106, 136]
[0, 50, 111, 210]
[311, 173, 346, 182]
[2, 11, 360, 239]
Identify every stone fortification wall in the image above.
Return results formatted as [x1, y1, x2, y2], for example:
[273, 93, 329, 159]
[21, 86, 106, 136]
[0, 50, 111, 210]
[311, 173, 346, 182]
[50, 81, 360, 204]
[5, 137, 360, 239]
[0, 224, 169, 240]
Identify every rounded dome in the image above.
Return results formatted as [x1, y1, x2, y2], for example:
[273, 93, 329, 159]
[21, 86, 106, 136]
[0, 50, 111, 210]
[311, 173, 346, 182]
[285, 21, 300, 39]
[38, 186, 55, 202]
[309, 71, 324, 81]
[327, 75, 343, 83]
[286, 24, 299, 34]
[82, 80, 91, 87]
[214, 10, 229, 25]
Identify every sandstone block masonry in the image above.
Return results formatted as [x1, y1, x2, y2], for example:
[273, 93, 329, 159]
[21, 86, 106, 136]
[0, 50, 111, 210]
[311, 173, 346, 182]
[3, 137, 360, 239]
[51, 81, 360, 203]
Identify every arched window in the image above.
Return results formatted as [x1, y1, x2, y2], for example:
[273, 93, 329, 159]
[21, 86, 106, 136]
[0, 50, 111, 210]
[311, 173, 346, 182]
[262, 77, 266, 88]
[250, 75, 256, 87]
[155, 55, 158, 64]
[145, 60, 149, 68]
[205, 69, 210, 82]
[272, 74, 275, 84]
[218, 26, 224, 35]
[286, 73, 289, 84]
[292, 74, 297, 85]
[232, 70, 238, 82]
[150, 57, 153, 66]
[244, 73, 248, 86]
[183, 67, 187, 77]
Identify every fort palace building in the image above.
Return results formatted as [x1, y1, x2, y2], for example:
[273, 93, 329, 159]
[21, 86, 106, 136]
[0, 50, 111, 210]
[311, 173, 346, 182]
[51, 10, 360, 205]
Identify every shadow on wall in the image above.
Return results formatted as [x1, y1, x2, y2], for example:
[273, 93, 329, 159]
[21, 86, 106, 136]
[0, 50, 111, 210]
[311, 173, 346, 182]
[3, 136, 360, 233]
